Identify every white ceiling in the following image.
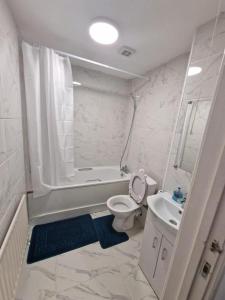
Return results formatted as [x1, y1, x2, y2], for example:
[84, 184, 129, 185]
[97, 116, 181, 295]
[8, 0, 220, 78]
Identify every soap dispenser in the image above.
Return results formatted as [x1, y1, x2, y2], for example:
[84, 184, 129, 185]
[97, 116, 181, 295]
[172, 187, 184, 204]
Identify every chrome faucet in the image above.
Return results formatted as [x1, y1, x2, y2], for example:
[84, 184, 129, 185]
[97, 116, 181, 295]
[120, 165, 129, 174]
[181, 193, 188, 209]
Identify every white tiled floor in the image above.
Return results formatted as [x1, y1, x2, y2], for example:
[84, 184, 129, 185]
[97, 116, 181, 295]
[15, 211, 157, 300]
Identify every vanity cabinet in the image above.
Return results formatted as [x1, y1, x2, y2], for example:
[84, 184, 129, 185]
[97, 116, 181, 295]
[139, 211, 162, 280]
[139, 210, 174, 299]
[152, 236, 173, 297]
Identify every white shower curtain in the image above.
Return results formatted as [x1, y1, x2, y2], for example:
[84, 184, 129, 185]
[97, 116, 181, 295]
[22, 42, 74, 197]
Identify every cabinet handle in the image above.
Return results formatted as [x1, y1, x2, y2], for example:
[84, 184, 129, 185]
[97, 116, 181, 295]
[161, 248, 167, 260]
[152, 237, 158, 249]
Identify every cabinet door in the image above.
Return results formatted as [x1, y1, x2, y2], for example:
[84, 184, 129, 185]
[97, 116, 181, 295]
[153, 236, 173, 298]
[139, 212, 162, 282]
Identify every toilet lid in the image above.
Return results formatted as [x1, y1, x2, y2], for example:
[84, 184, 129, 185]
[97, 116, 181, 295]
[129, 169, 147, 204]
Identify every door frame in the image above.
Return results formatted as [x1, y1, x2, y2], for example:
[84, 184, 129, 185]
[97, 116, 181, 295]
[162, 53, 225, 300]
[205, 242, 225, 299]
[189, 185, 225, 300]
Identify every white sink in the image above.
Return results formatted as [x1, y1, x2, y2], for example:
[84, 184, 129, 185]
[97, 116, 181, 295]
[147, 192, 183, 235]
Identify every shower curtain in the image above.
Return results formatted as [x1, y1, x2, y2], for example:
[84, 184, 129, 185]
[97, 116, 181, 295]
[22, 42, 74, 197]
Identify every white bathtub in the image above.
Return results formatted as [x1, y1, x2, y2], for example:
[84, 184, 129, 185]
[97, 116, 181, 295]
[28, 166, 130, 224]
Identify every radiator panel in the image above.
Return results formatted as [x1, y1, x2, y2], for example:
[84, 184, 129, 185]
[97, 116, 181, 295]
[0, 195, 28, 300]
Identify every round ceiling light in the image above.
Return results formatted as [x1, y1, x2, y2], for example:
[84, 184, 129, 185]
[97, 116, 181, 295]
[89, 20, 119, 45]
[188, 66, 202, 76]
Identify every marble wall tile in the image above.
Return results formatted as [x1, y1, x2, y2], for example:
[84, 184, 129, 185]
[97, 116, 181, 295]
[0, 0, 26, 245]
[191, 19, 215, 62]
[211, 11, 225, 56]
[0, 119, 7, 164]
[73, 65, 130, 97]
[163, 13, 225, 193]
[126, 54, 188, 186]
[183, 53, 223, 101]
[72, 65, 131, 168]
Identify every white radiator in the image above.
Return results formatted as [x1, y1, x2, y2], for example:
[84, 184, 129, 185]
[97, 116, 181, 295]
[0, 195, 28, 300]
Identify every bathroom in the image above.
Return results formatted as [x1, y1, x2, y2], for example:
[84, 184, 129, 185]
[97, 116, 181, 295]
[1, 0, 225, 299]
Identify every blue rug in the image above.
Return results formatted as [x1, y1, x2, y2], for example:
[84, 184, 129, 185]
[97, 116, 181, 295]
[27, 214, 98, 264]
[93, 215, 129, 249]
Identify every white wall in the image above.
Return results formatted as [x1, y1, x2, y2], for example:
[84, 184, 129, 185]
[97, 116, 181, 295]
[163, 12, 225, 193]
[72, 65, 131, 168]
[126, 54, 188, 187]
[0, 0, 26, 245]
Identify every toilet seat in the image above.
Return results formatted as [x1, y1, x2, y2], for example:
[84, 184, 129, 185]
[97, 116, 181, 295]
[129, 169, 147, 204]
[107, 195, 139, 214]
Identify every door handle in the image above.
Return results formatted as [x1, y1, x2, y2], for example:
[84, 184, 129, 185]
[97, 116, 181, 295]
[152, 237, 158, 249]
[161, 248, 167, 260]
[210, 240, 223, 254]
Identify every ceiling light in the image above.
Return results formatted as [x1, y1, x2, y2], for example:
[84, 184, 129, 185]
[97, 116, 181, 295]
[89, 20, 119, 45]
[73, 81, 82, 86]
[188, 66, 202, 76]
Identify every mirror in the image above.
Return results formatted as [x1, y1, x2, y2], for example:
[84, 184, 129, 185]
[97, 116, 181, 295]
[173, 49, 223, 174]
[175, 99, 211, 173]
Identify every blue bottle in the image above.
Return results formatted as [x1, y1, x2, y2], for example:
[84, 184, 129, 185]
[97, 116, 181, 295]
[172, 187, 184, 204]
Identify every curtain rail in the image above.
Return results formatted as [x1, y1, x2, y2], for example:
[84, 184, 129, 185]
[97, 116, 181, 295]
[56, 49, 149, 80]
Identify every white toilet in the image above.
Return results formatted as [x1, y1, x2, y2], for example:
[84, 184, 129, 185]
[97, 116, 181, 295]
[107, 169, 157, 232]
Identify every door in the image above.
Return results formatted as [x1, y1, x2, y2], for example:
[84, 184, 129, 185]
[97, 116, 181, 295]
[139, 211, 162, 282]
[153, 236, 173, 298]
[188, 187, 225, 300]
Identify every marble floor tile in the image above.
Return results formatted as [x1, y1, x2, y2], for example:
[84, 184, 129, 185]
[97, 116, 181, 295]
[15, 212, 156, 300]
[56, 268, 130, 300]
[121, 265, 157, 300]
[55, 243, 119, 294]
[16, 257, 57, 300]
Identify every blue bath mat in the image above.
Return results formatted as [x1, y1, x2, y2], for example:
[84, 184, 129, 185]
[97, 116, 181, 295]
[93, 215, 129, 249]
[27, 214, 98, 264]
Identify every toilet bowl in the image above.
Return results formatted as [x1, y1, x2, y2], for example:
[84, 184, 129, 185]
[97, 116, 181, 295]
[107, 169, 157, 232]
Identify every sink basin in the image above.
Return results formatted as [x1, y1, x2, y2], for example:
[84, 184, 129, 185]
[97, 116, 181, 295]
[147, 192, 183, 235]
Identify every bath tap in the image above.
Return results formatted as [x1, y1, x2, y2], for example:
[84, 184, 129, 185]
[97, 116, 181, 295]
[120, 165, 129, 174]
